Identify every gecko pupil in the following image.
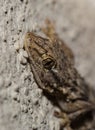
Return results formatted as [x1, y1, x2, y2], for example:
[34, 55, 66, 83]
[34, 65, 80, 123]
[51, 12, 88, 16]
[42, 58, 55, 69]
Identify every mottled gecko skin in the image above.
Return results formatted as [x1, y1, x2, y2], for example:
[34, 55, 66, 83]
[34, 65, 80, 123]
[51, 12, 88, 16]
[24, 20, 95, 130]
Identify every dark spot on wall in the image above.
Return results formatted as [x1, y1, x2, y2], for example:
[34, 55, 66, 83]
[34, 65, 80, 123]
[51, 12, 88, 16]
[19, 29, 22, 32]
[6, 21, 9, 24]
[4, 39, 7, 43]
[22, 18, 25, 22]
[4, 11, 8, 14]
[10, 7, 13, 11]
[20, 0, 24, 2]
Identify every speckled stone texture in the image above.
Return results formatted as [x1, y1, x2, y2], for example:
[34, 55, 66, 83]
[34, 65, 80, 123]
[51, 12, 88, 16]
[0, 0, 95, 130]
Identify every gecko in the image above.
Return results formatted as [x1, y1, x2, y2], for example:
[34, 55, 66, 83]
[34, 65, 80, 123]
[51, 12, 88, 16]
[23, 20, 95, 130]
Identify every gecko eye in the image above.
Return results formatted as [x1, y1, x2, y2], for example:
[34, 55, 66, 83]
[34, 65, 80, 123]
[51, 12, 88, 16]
[42, 58, 56, 70]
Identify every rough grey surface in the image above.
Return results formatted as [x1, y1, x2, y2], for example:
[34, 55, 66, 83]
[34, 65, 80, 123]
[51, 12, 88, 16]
[0, 0, 95, 130]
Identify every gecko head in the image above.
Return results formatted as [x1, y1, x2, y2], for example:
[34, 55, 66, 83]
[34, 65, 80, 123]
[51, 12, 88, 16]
[24, 32, 57, 70]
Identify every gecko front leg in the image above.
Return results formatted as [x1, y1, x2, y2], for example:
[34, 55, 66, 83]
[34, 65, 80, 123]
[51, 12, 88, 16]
[54, 110, 72, 130]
